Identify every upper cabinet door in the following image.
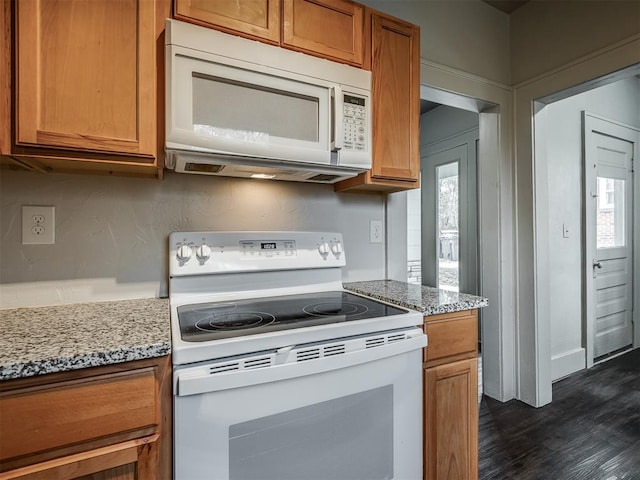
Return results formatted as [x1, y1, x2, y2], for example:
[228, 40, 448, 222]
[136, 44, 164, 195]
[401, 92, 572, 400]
[370, 14, 420, 182]
[15, 0, 157, 157]
[282, 0, 364, 67]
[175, 0, 280, 44]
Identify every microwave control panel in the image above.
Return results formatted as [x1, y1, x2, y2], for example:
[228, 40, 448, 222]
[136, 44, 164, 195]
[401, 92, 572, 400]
[342, 94, 367, 152]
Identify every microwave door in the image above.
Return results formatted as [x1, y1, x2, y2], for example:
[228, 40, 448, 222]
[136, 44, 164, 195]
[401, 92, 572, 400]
[168, 50, 332, 165]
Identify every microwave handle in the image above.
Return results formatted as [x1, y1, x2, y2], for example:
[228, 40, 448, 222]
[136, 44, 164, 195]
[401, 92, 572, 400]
[331, 86, 343, 151]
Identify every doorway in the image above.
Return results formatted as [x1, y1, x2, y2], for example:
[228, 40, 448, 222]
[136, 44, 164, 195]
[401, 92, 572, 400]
[389, 64, 515, 404]
[417, 106, 479, 296]
[532, 71, 640, 383]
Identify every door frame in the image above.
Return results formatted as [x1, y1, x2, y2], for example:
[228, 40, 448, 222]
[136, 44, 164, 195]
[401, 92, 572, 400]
[517, 41, 640, 406]
[417, 63, 516, 403]
[388, 62, 514, 403]
[583, 112, 639, 367]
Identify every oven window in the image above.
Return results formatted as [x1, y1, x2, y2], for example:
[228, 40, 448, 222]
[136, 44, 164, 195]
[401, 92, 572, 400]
[229, 385, 393, 480]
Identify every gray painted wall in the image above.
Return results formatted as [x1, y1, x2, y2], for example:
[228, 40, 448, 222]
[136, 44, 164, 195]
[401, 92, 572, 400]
[511, 1, 640, 85]
[544, 76, 640, 378]
[421, 106, 480, 145]
[358, 0, 510, 85]
[0, 171, 385, 308]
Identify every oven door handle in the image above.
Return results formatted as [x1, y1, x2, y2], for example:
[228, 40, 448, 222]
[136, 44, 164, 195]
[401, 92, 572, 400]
[176, 332, 426, 397]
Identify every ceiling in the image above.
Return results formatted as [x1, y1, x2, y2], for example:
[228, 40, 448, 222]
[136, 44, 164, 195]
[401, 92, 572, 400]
[481, 0, 530, 14]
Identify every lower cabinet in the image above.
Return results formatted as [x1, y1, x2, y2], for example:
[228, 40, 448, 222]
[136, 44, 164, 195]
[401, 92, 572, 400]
[425, 358, 478, 480]
[423, 310, 479, 480]
[0, 356, 171, 480]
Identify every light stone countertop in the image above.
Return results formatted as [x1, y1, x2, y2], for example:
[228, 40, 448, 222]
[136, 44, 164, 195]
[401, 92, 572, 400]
[344, 279, 488, 316]
[0, 298, 170, 381]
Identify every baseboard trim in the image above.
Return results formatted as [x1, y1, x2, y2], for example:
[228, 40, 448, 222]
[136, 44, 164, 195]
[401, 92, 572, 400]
[552, 348, 586, 382]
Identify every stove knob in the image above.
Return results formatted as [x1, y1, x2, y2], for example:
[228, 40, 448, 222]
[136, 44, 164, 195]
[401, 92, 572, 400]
[331, 242, 343, 256]
[176, 245, 193, 262]
[196, 244, 211, 261]
[318, 242, 330, 256]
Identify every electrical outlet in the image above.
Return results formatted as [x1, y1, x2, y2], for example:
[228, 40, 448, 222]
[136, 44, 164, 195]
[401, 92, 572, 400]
[370, 220, 383, 243]
[22, 206, 55, 244]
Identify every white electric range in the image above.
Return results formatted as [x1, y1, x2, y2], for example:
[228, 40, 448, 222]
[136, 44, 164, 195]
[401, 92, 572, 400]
[169, 231, 426, 480]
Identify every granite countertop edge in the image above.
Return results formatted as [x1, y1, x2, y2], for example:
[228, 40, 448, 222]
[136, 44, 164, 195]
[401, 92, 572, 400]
[0, 298, 171, 382]
[0, 342, 171, 382]
[344, 280, 489, 316]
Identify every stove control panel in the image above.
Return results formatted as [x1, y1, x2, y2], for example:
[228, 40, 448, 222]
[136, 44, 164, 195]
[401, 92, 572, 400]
[170, 231, 346, 276]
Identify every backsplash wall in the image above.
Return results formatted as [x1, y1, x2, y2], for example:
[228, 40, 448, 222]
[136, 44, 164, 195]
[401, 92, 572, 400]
[0, 170, 386, 308]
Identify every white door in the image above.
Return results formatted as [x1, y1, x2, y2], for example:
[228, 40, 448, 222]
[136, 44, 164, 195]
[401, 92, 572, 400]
[421, 139, 478, 294]
[584, 113, 637, 364]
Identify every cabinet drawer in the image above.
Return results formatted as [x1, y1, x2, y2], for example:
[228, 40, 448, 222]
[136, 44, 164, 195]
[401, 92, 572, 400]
[0, 369, 157, 462]
[424, 310, 477, 365]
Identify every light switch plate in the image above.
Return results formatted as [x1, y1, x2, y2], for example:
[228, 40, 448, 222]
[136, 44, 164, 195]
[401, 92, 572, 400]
[22, 206, 55, 244]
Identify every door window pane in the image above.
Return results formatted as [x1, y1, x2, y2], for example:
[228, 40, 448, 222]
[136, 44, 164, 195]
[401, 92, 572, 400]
[437, 162, 459, 291]
[597, 176, 625, 248]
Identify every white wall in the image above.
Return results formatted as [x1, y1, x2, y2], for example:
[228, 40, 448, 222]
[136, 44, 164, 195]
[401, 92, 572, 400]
[358, 0, 510, 85]
[0, 171, 385, 308]
[544, 76, 640, 380]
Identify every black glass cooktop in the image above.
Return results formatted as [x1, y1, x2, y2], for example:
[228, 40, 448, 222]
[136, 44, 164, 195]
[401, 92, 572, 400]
[177, 291, 408, 342]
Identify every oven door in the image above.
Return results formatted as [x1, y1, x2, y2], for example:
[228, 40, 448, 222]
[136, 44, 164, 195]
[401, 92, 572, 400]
[173, 328, 425, 480]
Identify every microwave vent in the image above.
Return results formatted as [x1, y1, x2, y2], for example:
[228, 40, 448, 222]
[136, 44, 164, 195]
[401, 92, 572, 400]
[185, 163, 225, 173]
[235, 166, 298, 176]
[308, 174, 341, 182]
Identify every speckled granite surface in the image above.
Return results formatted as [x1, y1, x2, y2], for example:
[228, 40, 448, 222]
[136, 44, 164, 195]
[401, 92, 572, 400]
[344, 280, 488, 316]
[0, 298, 170, 381]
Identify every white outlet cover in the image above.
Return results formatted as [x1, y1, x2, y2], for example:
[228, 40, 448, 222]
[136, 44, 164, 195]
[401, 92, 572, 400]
[22, 206, 55, 245]
[370, 220, 383, 244]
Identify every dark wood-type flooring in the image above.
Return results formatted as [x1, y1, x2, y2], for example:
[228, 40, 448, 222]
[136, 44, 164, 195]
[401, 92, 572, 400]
[479, 348, 640, 480]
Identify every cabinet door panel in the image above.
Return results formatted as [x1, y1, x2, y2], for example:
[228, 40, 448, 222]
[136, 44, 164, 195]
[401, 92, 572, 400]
[1, 437, 156, 480]
[282, 0, 363, 66]
[371, 14, 419, 182]
[175, 0, 280, 43]
[16, 0, 156, 156]
[425, 358, 478, 480]
[0, 369, 157, 461]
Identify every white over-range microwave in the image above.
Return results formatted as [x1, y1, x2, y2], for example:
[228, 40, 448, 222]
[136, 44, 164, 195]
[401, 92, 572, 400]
[165, 19, 372, 184]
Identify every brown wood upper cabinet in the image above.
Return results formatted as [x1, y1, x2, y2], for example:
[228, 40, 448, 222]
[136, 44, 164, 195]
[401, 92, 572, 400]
[174, 0, 280, 44]
[174, 0, 363, 67]
[6, 0, 168, 178]
[335, 10, 420, 193]
[282, 0, 363, 66]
